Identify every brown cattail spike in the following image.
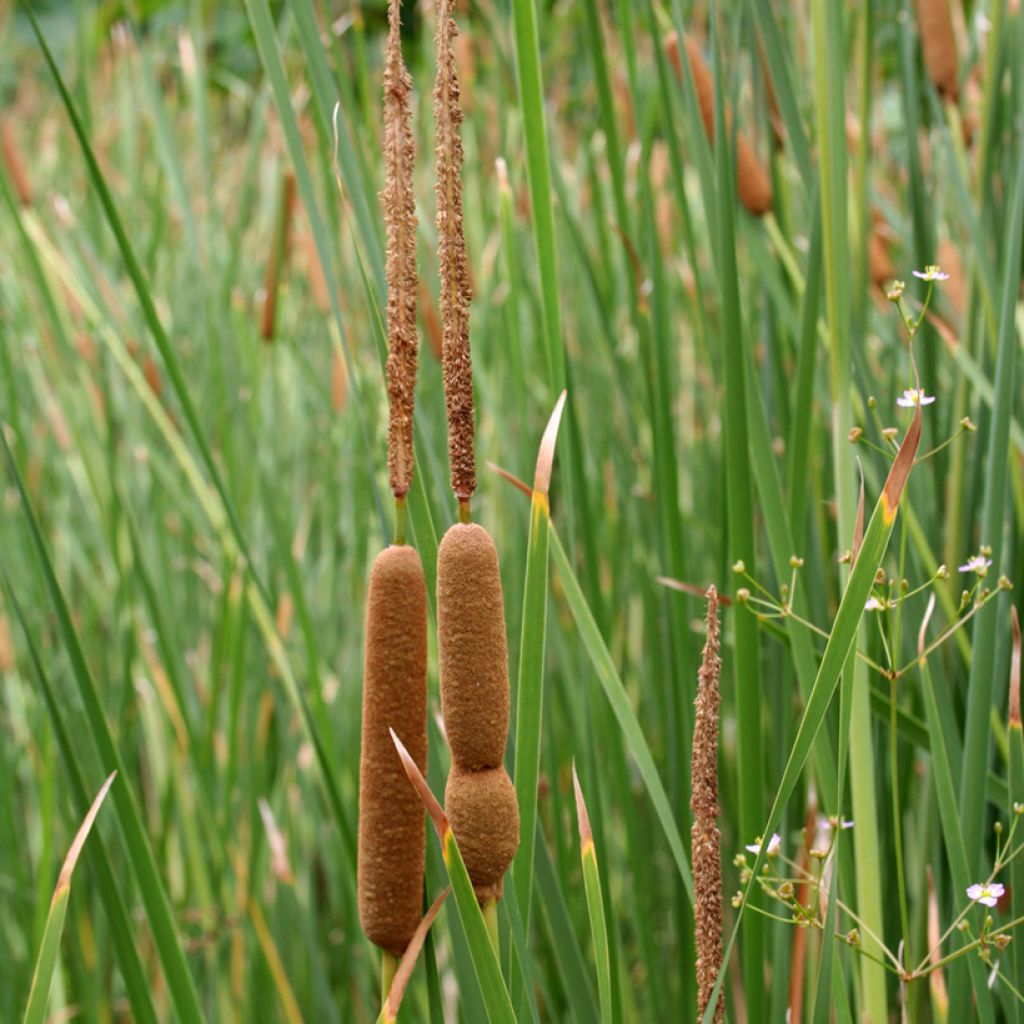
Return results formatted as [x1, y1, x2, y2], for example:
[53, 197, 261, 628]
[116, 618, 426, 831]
[437, 523, 510, 771]
[445, 766, 520, 901]
[358, 545, 429, 955]
[665, 31, 773, 217]
[383, 0, 419, 499]
[435, 0, 476, 503]
[692, 586, 725, 1024]
[914, 0, 959, 104]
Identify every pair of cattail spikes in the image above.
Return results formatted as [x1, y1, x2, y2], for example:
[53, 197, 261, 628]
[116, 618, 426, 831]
[357, 0, 518, 962]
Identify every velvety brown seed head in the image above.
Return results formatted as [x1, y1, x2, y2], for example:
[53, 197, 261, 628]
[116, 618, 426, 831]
[665, 31, 773, 216]
[435, 0, 476, 502]
[437, 523, 510, 771]
[691, 587, 724, 1024]
[358, 545, 428, 955]
[915, 0, 959, 103]
[383, 0, 420, 498]
[445, 766, 520, 901]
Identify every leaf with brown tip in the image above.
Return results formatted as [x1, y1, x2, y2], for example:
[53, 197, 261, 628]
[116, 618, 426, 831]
[881, 405, 922, 523]
[389, 727, 448, 841]
[533, 389, 567, 497]
[383, 887, 450, 1024]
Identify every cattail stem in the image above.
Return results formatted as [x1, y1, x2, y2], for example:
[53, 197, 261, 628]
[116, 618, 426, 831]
[394, 496, 407, 546]
[381, 951, 398, 1010]
[458, 499, 472, 524]
[483, 899, 499, 955]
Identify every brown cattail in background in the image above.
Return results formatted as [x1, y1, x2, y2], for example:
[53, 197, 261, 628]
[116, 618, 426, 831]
[358, 545, 429, 955]
[383, 0, 419, 498]
[260, 171, 296, 342]
[665, 31, 773, 217]
[1, 115, 32, 207]
[914, 0, 959, 103]
[435, 0, 476, 504]
[691, 586, 725, 1024]
[867, 209, 896, 290]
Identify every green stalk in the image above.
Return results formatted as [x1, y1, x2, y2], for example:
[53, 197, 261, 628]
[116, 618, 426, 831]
[509, 0, 564, 389]
[512, 394, 565, 934]
[957, 134, 1024, 865]
[811, 2, 887, 1019]
[707, 23, 764, 1015]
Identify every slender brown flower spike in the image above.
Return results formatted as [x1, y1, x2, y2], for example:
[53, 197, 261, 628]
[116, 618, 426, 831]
[914, 0, 959, 104]
[435, 0, 476, 508]
[692, 586, 725, 1024]
[434, 0, 518, 908]
[357, 0, 428, 967]
[664, 31, 773, 217]
[382, 0, 419, 502]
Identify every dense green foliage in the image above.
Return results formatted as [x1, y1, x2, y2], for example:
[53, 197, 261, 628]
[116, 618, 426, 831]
[1, 1, 1022, 1020]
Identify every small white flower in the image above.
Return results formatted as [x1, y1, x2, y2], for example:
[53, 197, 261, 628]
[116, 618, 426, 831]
[967, 882, 1005, 907]
[746, 833, 781, 856]
[959, 555, 993, 576]
[865, 597, 887, 612]
[897, 388, 936, 408]
[913, 265, 950, 282]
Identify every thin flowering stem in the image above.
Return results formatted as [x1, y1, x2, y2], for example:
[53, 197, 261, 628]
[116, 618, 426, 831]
[896, 589, 1000, 675]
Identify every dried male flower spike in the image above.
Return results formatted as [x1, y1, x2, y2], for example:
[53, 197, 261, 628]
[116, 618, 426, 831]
[664, 31, 773, 217]
[358, 545, 429, 956]
[692, 586, 725, 1024]
[435, 0, 476, 503]
[914, 0, 959, 103]
[382, 0, 420, 498]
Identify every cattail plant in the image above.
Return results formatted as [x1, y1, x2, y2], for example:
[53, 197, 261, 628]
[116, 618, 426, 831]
[665, 31, 773, 216]
[434, 0, 519, 918]
[914, 0, 959, 103]
[692, 586, 725, 1024]
[357, 0, 427, 990]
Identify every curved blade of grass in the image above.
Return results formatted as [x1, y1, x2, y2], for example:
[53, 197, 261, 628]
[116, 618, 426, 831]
[512, 391, 566, 933]
[23, 771, 116, 1024]
[702, 407, 922, 1023]
[572, 765, 614, 1024]
[2, 576, 159, 1024]
[2, 431, 206, 1022]
[549, 526, 693, 902]
[390, 731, 517, 1023]
[381, 888, 451, 1024]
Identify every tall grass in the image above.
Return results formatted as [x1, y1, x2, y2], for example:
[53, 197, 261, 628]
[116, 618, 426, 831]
[1, 2, 1022, 1021]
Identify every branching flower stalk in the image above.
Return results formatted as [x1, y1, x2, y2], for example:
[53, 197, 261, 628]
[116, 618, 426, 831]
[692, 587, 725, 1023]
